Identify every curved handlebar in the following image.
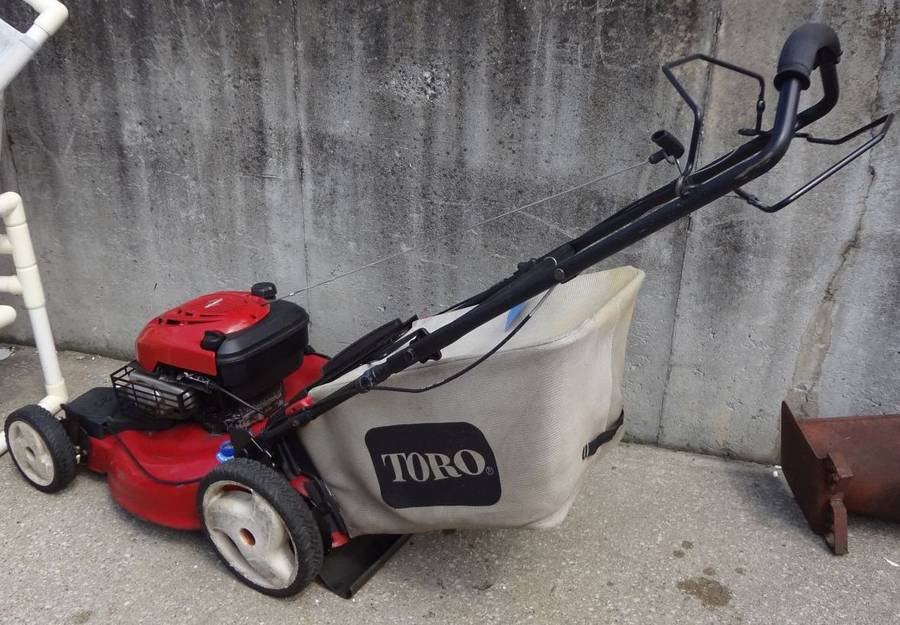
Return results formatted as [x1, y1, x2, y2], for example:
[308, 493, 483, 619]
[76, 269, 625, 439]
[713, 23, 844, 182]
[562, 23, 850, 272]
[775, 23, 841, 90]
[742, 24, 845, 181]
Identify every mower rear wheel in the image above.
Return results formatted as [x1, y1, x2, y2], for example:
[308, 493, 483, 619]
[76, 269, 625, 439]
[5, 405, 77, 493]
[198, 458, 324, 597]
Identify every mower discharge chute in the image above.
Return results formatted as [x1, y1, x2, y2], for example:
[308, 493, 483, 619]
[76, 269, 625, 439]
[2, 21, 893, 598]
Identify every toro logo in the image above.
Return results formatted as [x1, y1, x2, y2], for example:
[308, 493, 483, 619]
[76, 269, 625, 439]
[365, 422, 501, 508]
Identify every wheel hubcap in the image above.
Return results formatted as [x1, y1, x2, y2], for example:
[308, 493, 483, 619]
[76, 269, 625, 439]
[8, 421, 55, 487]
[202, 481, 299, 590]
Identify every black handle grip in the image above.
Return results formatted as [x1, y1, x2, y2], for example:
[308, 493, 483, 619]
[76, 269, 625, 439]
[774, 23, 841, 91]
[651, 130, 685, 159]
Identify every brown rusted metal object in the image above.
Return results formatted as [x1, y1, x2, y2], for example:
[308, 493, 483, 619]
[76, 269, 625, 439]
[780, 402, 900, 554]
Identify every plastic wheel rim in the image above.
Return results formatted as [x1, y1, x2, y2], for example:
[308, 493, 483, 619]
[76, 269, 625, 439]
[202, 480, 300, 590]
[7, 420, 55, 487]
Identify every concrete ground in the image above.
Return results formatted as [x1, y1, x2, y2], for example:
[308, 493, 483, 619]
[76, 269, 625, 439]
[0, 345, 898, 625]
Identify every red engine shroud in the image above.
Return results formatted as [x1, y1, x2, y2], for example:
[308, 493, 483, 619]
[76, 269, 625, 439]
[85, 354, 327, 532]
[135, 291, 271, 375]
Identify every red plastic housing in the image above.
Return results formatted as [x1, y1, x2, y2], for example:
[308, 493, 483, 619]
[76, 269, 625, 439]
[85, 354, 328, 531]
[135, 291, 271, 375]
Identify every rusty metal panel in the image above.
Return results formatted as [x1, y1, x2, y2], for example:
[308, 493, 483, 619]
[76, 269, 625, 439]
[780, 402, 900, 554]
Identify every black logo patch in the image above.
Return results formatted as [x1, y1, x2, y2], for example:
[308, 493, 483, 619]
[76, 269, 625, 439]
[365, 422, 501, 509]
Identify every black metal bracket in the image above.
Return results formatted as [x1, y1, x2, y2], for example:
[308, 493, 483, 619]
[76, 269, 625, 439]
[734, 112, 893, 212]
[319, 534, 410, 598]
[661, 53, 767, 194]
[229, 426, 274, 464]
[407, 327, 442, 364]
[275, 431, 351, 539]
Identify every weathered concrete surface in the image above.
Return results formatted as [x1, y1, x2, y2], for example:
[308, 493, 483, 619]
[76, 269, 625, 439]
[1, 1, 898, 462]
[659, 0, 900, 461]
[2, 345, 899, 625]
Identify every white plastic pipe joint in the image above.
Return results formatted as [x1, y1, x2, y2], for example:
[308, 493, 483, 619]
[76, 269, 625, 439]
[20, 0, 69, 38]
[0, 1, 69, 91]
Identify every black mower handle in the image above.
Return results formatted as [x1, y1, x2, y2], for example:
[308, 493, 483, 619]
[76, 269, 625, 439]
[364, 23, 850, 373]
[774, 23, 842, 91]
[255, 23, 889, 450]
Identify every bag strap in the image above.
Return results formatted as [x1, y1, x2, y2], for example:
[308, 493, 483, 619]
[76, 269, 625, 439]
[582, 411, 625, 460]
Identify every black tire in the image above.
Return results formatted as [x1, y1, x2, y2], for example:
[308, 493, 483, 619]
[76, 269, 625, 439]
[4, 404, 77, 493]
[197, 458, 324, 597]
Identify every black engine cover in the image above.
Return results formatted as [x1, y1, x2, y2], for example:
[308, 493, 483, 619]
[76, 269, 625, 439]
[210, 300, 310, 398]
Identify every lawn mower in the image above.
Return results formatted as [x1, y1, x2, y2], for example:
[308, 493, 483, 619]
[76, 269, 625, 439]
[3, 22, 892, 598]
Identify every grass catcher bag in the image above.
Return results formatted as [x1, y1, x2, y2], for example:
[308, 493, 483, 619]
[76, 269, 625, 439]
[300, 266, 644, 536]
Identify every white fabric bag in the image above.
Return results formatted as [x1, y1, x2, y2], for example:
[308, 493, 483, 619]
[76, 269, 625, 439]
[300, 266, 645, 536]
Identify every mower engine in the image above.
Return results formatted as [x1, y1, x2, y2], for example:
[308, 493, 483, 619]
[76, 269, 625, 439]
[110, 281, 310, 433]
[39, 281, 321, 530]
[64, 280, 311, 441]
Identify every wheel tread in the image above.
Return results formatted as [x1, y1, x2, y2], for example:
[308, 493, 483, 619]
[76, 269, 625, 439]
[197, 458, 324, 597]
[4, 404, 77, 493]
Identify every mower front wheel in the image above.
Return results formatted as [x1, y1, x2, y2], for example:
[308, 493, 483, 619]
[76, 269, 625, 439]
[4, 405, 77, 493]
[197, 458, 324, 597]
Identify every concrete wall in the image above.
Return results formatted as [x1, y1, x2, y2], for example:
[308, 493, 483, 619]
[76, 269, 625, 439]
[1, 0, 897, 462]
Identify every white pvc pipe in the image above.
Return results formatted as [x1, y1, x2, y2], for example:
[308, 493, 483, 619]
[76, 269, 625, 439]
[0, 38, 37, 94]
[0, 274, 23, 294]
[20, 0, 69, 37]
[0, 304, 15, 327]
[0, 1, 69, 92]
[0, 2, 68, 456]
[0, 192, 68, 416]
[31, 306, 67, 410]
